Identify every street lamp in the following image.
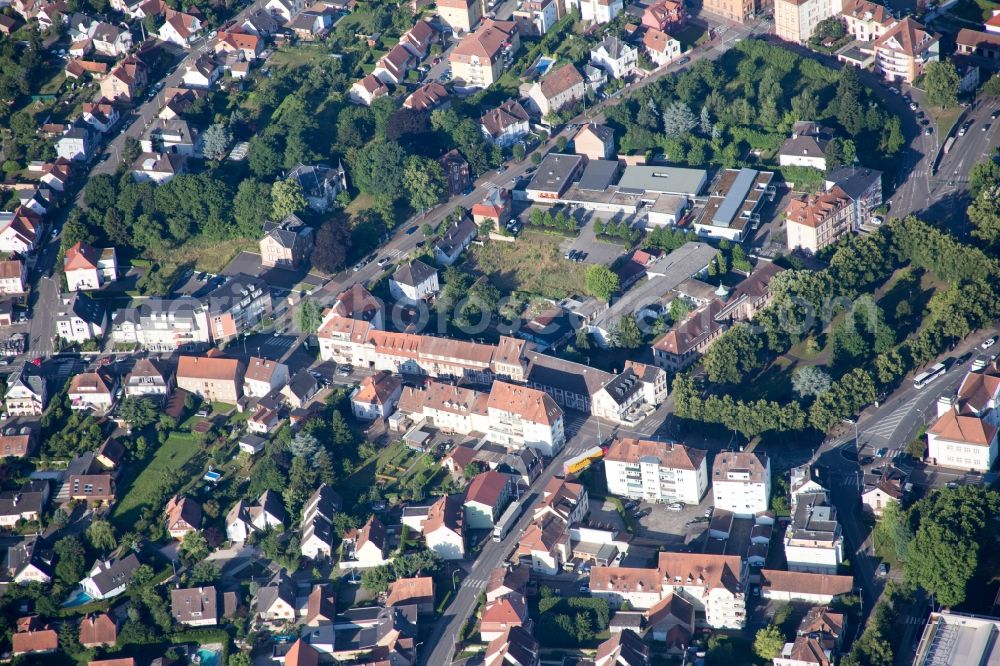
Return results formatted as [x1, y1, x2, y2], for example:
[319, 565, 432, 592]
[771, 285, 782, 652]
[843, 418, 859, 446]
[451, 569, 460, 591]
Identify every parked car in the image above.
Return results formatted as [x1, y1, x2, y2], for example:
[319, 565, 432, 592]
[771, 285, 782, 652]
[924, 127, 933, 135]
[876, 562, 888, 577]
[992, 110, 1000, 120]
[875, 447, 888, 457]
[337, 365, 352, 376]
[667, 502, 684, 511]
[982, 337, 997, 350]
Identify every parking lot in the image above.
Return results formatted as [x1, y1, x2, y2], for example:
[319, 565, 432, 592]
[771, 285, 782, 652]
[561, 211, 630, 266]
[631, 493, 716, 549]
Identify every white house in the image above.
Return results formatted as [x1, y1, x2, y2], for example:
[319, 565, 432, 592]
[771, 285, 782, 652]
[603, 438, 708, 505]
[158, 8, 202, 46]
[54, 292, 107, 344]
[434, 216, 478, 266]
[411, 494, 466, 560]
[389, 260, 439, 305]
[642, 28, 681, 67]
[182, 53, 223, 89]
[590, 35, 637, 79]
[0, 259, 26, 295]
[778, 122, 832, 171]
[68, 369, 117, 412]
[300, 484, 340, 560]
[572, 0, 623, 24]
[345, 515, 388, 567]
[243, 357, 290, 399]
[64, 242, 118, 292]
[926, 362, 1000, 472]
[56, 125, 92, 162]
[350, 371, 403, 421]
[132, 153, 187, 184]
[80, 555, 140, 601]
[712, 451, 771, 518]
[226, 490, 286, 543]
[265, 0, 304, 23]
[481, 100, 531, 148]
[760, 569, 854, 604]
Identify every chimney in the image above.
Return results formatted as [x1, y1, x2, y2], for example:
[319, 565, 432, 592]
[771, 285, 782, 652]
[936, 395, 955, 418]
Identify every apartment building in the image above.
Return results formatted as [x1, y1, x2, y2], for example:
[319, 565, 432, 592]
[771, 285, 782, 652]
[438, 0, 485, 33]
[513, 0, 558, 36]
[526, 63, 585, 117]
[176, 354, 243, 404]
[571, 0, 623, 23]
[784, 186, 854, 254]
[712, 451, 771, 518]
[774, 0, 840, 44]
[204, 275, 272, 344]
[823, 166, 883, 229]
[481, 99, 531, 147]
[399, 380, 565, 456]
[450, 20, 519, 89]
[784, 492, 843, 573]
[652, 301, 726, 372]
[603, 438, 708, 505]
[4, 364, 47, 416]
[702, 0, 759, 23]
[486, 381, 566, 456]
[841, 0, 895, 41]
[0, 259, 26, 295]
[64, 242, 118, 291]
[259, 215, 314, 269]
[926, 360, 1000, 472]
[112, 298, 212, 351]
[872, 17, 939, 83]
[590, 552, 748, 628]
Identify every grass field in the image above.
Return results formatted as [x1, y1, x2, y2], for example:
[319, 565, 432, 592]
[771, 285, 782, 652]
[467, 232, 589, 300]
[156, 237, 258, 274]
[112, 432, 202, 528]
[949, 0, 999, 21]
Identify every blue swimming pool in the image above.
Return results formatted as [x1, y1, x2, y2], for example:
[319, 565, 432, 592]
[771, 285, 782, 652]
[196, 648, 220, 666]
[62, 589, 94, 607]
[536, 56, 555, 75]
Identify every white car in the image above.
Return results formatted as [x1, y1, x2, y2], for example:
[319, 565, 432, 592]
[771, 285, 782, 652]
[982, 337, 997, 350]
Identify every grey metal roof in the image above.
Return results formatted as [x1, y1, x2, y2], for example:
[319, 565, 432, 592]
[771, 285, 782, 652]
[825, 166, 883, 200]
[578, 159, 619, 191]
[393, 259, 437, 287]
[712, 168, 757, 228]
[617, 165, 707, 196]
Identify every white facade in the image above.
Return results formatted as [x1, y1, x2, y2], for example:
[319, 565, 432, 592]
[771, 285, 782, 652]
[572, 0, 623, 23]
[712, 452, 771, 518]
[486, 407, 565, 457]
[926, 430, 998, 472]
[604, 441, 708, 505]
[589, 39, 637, 79]
[426, 525, 465, 560]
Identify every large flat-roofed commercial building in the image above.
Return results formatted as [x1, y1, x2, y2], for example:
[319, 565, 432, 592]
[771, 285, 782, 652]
[525, 153, 585, 201]
[914, 612, 1000, 666]
[694, 168, 775, 242]
[617, 165, 708, 198]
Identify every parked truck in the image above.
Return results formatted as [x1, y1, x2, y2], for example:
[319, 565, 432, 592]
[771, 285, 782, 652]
[492, 500, 522, 542]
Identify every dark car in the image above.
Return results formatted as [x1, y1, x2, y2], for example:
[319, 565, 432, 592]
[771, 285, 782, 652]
[678, 56, 691, 65]
[406, 225, 418, 234]
[860, 456, 874, 466]
[876, 562, 888, 577]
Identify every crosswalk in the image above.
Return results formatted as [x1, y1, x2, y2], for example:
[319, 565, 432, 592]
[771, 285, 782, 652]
[863, 395, 920, 442]
[900, 616, 925, 625]
[463, 573, 489, 590]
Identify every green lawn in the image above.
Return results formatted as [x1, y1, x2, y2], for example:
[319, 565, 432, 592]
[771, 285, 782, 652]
[270, 43, 332, 69]
[673, 24, 708, 49]
[112, 432, 202, 528]
[210, 401, 236, 414]
[949, 0, 999, 22]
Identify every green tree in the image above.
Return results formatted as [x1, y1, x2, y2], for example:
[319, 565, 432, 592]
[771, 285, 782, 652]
[187, 561, 221, 586]
[180, 530, 210, 562]
[233, 179, 273, 236]
[669, 297, 692, 323]
[661, 101, 698, 136]
[296, 298, 322, 333]
[86, 519, 117, 553]
[271, 179, 308, 220]
[905, 486, 1000, 607]
[403, 156, 447, 212]
[54, 536, 86, 585]
[119, 397, 157, 430]
[229, 654, 252, 666]
[585, 264, 619, 302]
[613, 314, 643, 349]
[84, 174, 117, 212]
[872, 500, 912, 563]
[702, 322, 763, 384]
[754, 625, 786, 660]
[924, 61, 960, 108]
[349, 139, 407, 196]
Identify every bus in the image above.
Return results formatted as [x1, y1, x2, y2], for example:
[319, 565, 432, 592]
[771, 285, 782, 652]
[563, 445, 607, 476]
[913, 363, 946, 389]
[493, 500, 522, 542]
